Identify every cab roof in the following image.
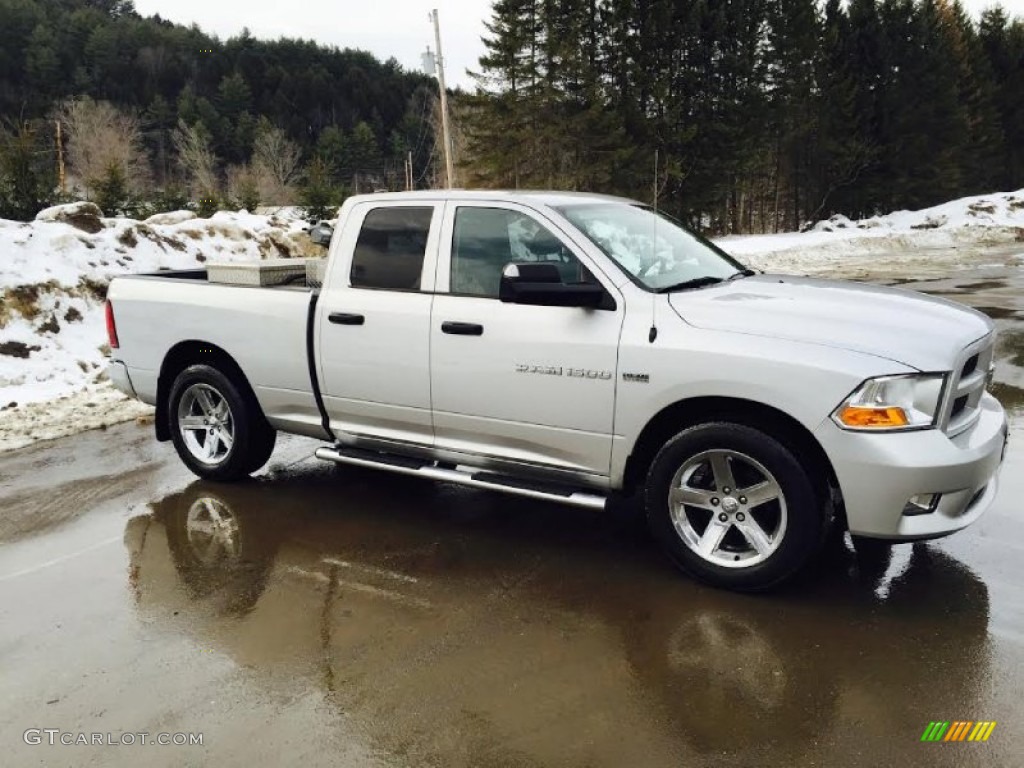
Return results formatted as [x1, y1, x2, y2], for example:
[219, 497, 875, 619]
[345, 190, 638, 208]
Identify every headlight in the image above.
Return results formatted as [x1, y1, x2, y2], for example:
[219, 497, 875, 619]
[832, 373, 947, 431]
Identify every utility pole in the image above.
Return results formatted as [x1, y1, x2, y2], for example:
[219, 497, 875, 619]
[406, 150, 414, 191]
[55, 119, 66, 196]
[429, 9, 455, 189]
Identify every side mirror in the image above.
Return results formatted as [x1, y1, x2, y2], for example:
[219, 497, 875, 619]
[499, 262, 607, 309]
[311, 225, 333, 246]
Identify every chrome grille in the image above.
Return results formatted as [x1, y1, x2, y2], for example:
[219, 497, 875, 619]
[941, 334, 995, 436]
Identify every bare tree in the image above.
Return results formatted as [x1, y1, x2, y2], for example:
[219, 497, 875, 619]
[172, 119, 218, 199]
[59, 98, 151, 197]
[252, 122, 300, 204]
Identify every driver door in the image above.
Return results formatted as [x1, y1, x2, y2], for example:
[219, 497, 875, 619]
[429, 202, 624, 479]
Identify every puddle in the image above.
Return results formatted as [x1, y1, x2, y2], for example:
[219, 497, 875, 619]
[119, 476, 995, 766]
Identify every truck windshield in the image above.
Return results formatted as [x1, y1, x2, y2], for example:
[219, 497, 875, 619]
[555, 203, 745, 292]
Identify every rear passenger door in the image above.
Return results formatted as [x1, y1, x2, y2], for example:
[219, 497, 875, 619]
[316, 201, 442, 446]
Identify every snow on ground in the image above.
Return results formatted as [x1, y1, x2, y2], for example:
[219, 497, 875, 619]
[719, 188, 1024, 278]
[0, 387, 153, 453]
[0, 203, 316, 452]
[2, 190, 1024, 453]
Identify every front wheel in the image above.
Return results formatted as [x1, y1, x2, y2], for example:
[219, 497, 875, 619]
[644, 422, 825, 591]
[168, 364, 276, 481]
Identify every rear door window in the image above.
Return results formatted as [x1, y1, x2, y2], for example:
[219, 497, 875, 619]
[350, 207, 434, 291]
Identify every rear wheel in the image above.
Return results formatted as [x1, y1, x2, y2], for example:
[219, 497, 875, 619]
[645, 422, 825, 591]
[168, 364, 276, 481]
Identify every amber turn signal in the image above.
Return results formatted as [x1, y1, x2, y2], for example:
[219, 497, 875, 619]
[837, 405, 910, 428]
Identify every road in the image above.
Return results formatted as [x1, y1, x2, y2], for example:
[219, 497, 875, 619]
[2, 251, 1024, 767]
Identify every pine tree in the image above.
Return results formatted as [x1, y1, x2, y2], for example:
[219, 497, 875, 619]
[895, 0, 970, 207]
[979, 8, 1024, 190]
[299, 156, 339, 223]
[316, 125, 347, 187]
[94, 161, 129, 216]
[947, 1, 1005, 193]
[347, 121, 382, 191]
[766, 0, 821, 229]
[813, 0, 875, 220]
[465, 0, 540, 188]
[25, 23, 59, 105]
[844, 0, 890, 215]
[0, 121, 54, 221]
[531, 0, 629, 190]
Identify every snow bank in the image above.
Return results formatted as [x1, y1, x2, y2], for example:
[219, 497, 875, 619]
[719, 188, 1024, 276]
[144, 210, 197, 226]
[35, 201, 104, 222]
[0, 206, 316, 452]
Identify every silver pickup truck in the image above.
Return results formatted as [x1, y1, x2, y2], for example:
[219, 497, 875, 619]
[106, 191, 1008, 590]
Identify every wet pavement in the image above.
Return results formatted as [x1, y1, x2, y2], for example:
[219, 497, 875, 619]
[4, 249, 1024, 767]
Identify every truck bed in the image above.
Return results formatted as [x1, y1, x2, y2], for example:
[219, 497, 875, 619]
[107, 270, 327, 439]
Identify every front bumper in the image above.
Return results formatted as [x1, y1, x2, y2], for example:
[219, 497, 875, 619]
[814, 392, 1007, 540]
[106, 360, 137, 399]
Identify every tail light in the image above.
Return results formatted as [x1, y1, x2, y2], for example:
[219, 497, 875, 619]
[105, 300, 119, 350]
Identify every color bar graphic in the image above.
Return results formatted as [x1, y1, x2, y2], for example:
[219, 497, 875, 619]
[921, 721, 996, 742]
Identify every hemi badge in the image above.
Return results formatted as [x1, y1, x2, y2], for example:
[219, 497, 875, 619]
[623, 373, 650, 384]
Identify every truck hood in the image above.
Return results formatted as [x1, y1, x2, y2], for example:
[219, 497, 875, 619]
[668, 274, 993, 371]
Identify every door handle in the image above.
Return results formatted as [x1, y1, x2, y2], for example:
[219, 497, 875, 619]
[441, 321, 484, 336]
[329, 312, 365, 326]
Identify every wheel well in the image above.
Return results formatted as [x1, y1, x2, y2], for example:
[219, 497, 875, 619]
[155, 341, 262, 442]
[623, 397, 841, 509]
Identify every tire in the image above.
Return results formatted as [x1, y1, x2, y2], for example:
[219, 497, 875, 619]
[644, 422, 824, 591]
[168, 364, 276, 481]
[162, 485, 280, 615]
[622, 608, 837, 756]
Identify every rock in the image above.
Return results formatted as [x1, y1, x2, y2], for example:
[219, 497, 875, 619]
[117, 227, 138, 247]
[35, 202, 105, 234]
[910, 214, 948, 230]
[38, 314, 60, 334]
[0, 341, 41, 359]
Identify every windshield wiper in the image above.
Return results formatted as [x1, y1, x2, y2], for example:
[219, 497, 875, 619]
[656, 276, 726, 293]
[727, 269, 757, 281]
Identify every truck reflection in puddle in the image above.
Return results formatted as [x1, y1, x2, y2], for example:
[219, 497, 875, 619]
[124, 469, 991, 765]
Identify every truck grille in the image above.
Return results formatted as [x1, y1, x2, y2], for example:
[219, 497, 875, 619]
[942, 335, 995, 436]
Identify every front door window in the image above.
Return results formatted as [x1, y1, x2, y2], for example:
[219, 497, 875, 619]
[451, 207, 592, 298]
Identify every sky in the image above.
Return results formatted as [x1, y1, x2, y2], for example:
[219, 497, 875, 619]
[133, 0, 1021, 91]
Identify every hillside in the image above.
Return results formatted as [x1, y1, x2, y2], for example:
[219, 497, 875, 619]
[0, 0, 437, 204]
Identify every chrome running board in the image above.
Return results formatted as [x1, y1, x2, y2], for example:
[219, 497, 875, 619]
[315, 445, 607, 511]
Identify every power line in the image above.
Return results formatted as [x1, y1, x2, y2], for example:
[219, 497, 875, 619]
[409, 91, 434, 161]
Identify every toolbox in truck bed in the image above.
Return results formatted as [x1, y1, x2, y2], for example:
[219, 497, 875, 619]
[206, 258, 309, 287]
